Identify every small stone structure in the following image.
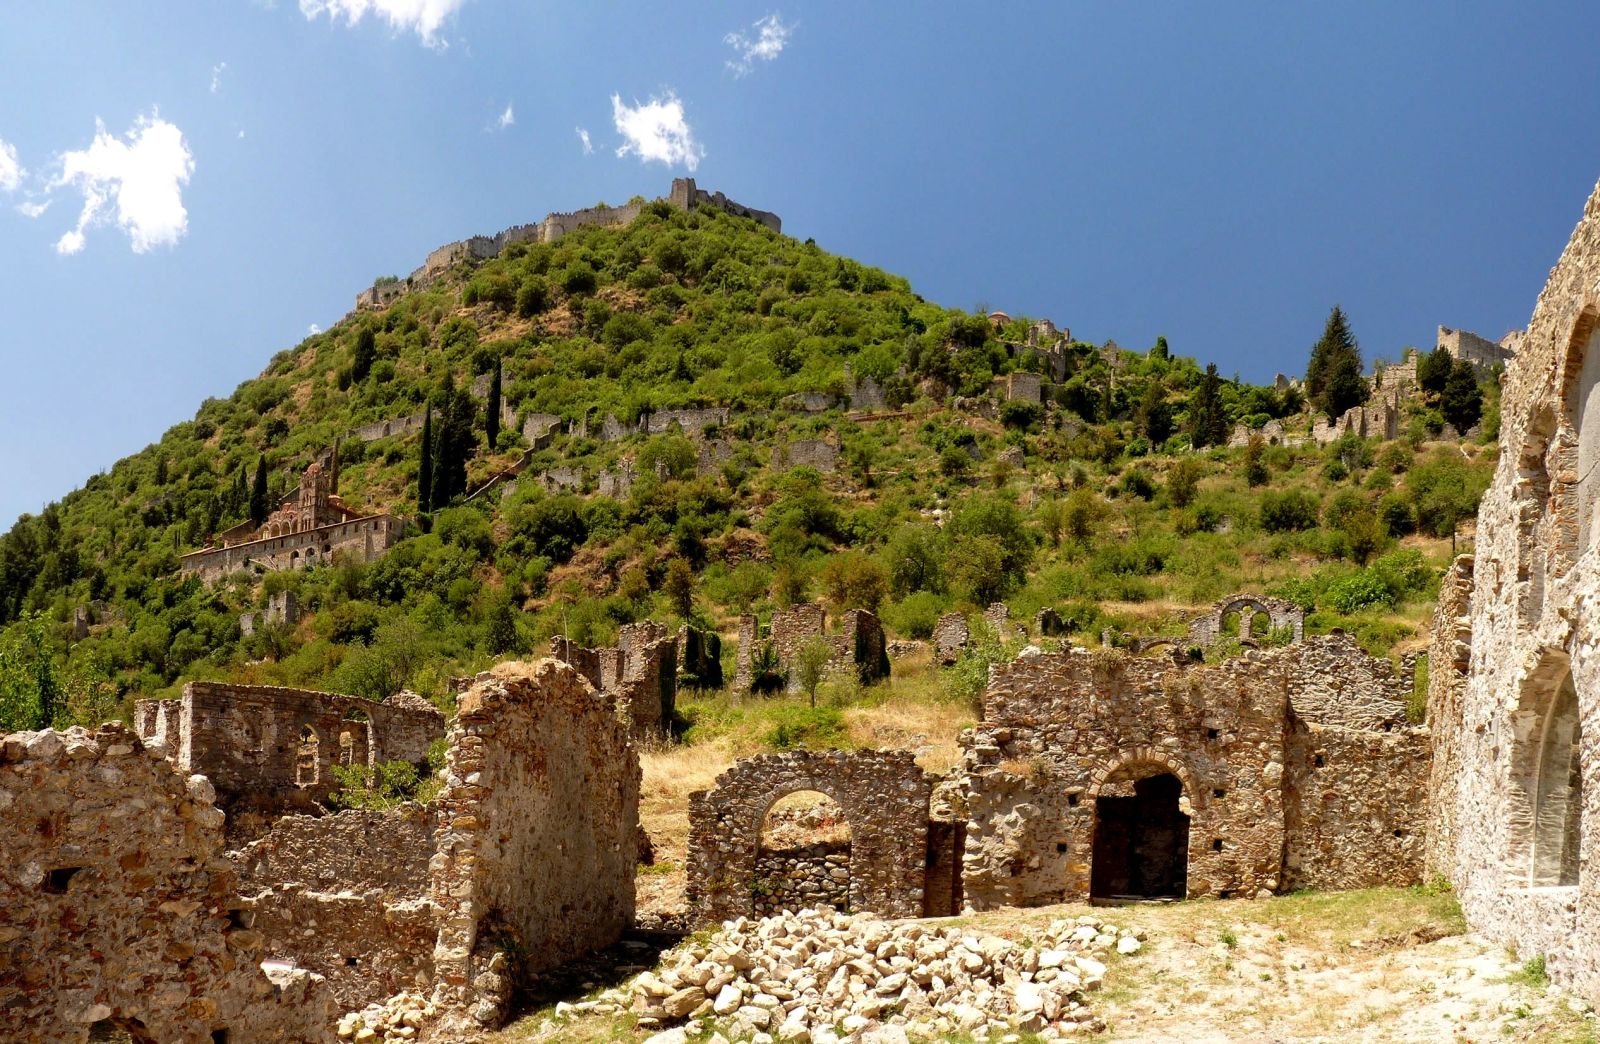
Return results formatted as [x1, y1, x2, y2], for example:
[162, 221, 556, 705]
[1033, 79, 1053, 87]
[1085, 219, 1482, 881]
[134, 682, 444, 842]
[933, 611, 971, 665]
[240, 589, 300, 637]
[1184, 593, 1306, 647]
[991, 371, 1044, 404]
[733, 604, 890, 694]
[686, 750, 932, 925]
[550, 620, 678, 738]
[1426, 177, 1600, 1006]
[0, 723, 335, 1042]
[956, 636, 1426, 910]
[181, 459, 401, 583]
[1311, 387, 1404, 445]
[1438, 324, 1516, 374]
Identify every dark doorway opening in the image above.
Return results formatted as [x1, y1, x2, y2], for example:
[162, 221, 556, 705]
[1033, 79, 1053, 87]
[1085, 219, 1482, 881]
[1090, 772, 1189, 900]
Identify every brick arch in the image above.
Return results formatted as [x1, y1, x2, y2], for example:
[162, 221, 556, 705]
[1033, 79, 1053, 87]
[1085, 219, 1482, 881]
[1087, 748, 1201, 809]
[685, 749, 931, 925]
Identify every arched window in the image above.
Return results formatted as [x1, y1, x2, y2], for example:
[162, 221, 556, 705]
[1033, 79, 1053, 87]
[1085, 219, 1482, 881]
[1091, 765, 1190, 900]
[755, 791, 852, 916]
[1569, 319, 1600, 549]
[1509, 655, 1583, 888]
[295, 725, 320, 786]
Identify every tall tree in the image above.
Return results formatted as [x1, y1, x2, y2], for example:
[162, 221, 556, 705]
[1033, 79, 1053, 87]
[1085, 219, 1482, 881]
[1417, 344, 1453, 394]
[1136, 382, 1173, 445]
[351, 326, 377, 383]
[249, 455, 269, 527]
[485, 355, 502, 449]
[417, 404, 434, 514]
[1306, 306, 1367, 419]
[1188, 364, 1228, 448]
[430, 374, 476, 510]
[1442, 360, 1484, 433]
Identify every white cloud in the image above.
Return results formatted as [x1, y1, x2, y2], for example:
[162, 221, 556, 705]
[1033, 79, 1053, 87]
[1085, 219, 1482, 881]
[210, 62, 227, 94]
[309, 323, 322, 335]
[0, 139, 22, 193]
[18, 200, 49, 218]
[495, 103, 514, 130]
[576, 126, 593, 155]
[725, 13, 792, 76]
[298, 0, 467, 47]
[49, 111, 194, 255]
[611, 92, 702, 171]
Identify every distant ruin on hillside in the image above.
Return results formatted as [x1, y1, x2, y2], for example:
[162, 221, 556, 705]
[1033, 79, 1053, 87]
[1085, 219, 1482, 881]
[353, 178, 780, 312]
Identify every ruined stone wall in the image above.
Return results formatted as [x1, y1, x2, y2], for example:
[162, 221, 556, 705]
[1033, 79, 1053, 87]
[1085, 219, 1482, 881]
[1439, 324, 1516, 373]
[428, 660, 639, 1033]
[778, 438, 839, 472]
[550, 622, 676, 739]
[1285, 633, 1412, 730]
[1426, 178, 1600, 1004]
[136, 683, 444, 817]
[0, 724, 334, 1042]
[1282, 723, 1430, 891]
[180, 514, 402, 584]
[751, 842, 851, 916]
[1186, 594, 1305, 649]
[686, 750, 931, 925]
[232, 806, 439, 1011]
[350, 413, 426, 444]
[1425, 555, 1475, 875]
[959, 651, 1291, 909]
[933, 611, 970, 665]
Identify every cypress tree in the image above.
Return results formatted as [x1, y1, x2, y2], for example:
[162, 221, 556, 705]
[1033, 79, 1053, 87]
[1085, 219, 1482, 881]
[249, 455, 269, 527]
[352, 326, 377, 382]
[431, 374, 475, 509]
[1188, 364, 1228, 448]
[1442, 360, 1484, 433]
[485, 356, 502, 449]
[1307, 306, 1366, 419]
[417, 404, 434, 513]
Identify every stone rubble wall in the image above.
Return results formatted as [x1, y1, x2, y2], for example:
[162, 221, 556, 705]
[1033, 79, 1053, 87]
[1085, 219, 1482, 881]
[427, 659, 640, 1034]
[750, 842, 851, 916]
[686, 749, 931, 925]
[0, 724, 335, 1043]
[1426, 177, 1600, 1005]
[1282, 723, 1430, 891]
[1285, 633, 1412, 730]
[550, 621, 677, 739]
[933, 611, 970, 665]
[1185, 593, 1305, 649]
[1424, 554, 1475, 876]
[1439, 324, 1516, 374]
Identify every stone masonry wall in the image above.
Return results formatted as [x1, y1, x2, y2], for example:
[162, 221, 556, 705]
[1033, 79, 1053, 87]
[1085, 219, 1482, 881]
[427, 660, 639, 1034]
[1282, 723, 1430, 891]
[0, 724, 334, 1043]
[1285, 633, 1412, 730]
[1426, 178, 1600, 1005]
[686, 750, 931, 926]
[231, 805, 440, 1011]
[751, 842, 851, 917]
[1424, 554, 1475, 876]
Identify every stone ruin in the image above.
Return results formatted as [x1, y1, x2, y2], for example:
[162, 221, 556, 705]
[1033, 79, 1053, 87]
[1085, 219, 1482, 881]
[239, 589, 300, 637]
[135, 682, 445, 844]
[6, 659, 642, 1041]
[1426, 176, 1600, 1006]
[1437, 323, 1517, 374]
[686, 634, 1425, 925]
[732, 604, 889, 694]
[0, 723, 336, 1043]
[933, 611, 970, 666]
[685, 750, 953, 927]
[1104, 592, 1307, 655]
[550, 619, 678, 739]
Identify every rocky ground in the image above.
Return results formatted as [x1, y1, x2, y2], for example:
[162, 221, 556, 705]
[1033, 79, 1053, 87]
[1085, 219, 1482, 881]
[488, 887, 1598, 1043]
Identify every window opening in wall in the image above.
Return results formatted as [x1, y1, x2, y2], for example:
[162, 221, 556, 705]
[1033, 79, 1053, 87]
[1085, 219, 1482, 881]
[295, 725, 320, 786]
[1513, 670, 1583, 887]
[756, 790, 852, 916]
[88, 1018, 156, 1043]
[1569, 322, 1600, 549]
[43, 866, 83, 894]
[1090, 770, 1189, 901]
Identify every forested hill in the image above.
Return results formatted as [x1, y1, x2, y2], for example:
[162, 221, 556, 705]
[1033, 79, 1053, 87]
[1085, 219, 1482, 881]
[0, 195, 1495, 730]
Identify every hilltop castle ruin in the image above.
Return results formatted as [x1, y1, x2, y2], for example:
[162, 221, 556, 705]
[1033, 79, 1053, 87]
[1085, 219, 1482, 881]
[354, 178, 779, 312]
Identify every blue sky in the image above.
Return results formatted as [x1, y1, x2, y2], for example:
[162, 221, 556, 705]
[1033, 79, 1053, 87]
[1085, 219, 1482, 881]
[2, 2, 1599, 527]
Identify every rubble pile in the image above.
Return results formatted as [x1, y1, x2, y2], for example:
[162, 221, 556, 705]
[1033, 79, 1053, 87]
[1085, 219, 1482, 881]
[613, 907, 1142, 1041]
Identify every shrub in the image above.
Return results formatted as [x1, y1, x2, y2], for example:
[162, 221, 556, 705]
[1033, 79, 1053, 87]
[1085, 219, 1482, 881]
[881, 591, 947, 639]
[1259, 490, 1319, 532]
[515, 276, 551, 317]
[1325, 571, 1394, 613]
[1166, 457, 1202, 508]
[559, 264, 598, 296]
[1378, 493, 1416, 536]
[764, 705, 848, 749]
[818, 551, 888, 612]
[1119, 468, 1156, 500]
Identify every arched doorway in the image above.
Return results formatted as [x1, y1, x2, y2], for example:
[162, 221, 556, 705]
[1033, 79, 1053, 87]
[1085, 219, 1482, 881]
[753, 790, 852, 916]
[1091, 769, 1190, 900]
[295, 725, 320, 786]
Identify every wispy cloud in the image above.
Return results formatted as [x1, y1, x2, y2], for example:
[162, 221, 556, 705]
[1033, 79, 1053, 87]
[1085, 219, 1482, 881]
[494, 102, 514, 131]
[611, 91, 702, 171]
[18, 200, 49, 218]
[298, 0, 467, 47]
[576, 126, 593, 155]
[0, 139, 21, 193]
[309, 323, 322, 335]
[49, 110, 195, 255]
[725, 13, 792, 77]
[210, 62, 228, 94]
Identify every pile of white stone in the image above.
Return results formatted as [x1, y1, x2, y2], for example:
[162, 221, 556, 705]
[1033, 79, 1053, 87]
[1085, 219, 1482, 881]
[613, 907, 1143, 1042]
[336, 991, 432, 1042]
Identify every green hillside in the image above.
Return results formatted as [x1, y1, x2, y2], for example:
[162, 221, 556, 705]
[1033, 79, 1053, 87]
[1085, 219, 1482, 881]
[0, 196, 1497, 732]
